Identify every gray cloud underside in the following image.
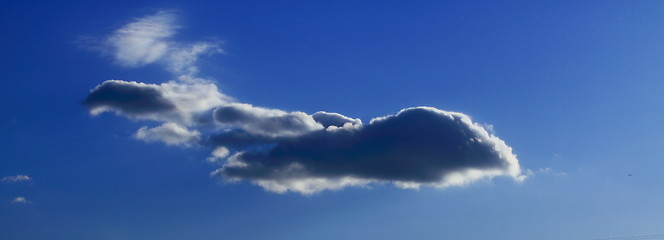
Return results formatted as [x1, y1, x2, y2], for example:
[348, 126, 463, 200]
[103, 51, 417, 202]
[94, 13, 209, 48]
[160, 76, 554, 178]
[84, 80, 175, 115]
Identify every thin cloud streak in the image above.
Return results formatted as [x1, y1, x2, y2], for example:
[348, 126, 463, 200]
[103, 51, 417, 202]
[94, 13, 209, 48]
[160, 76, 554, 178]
[1, 175, 32, 183]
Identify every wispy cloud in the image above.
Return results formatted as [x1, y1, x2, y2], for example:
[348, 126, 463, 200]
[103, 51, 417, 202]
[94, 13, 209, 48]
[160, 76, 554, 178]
[1, 175, 32, 184]
[523, 167, 568, 178]
[108, 11, 176, 67]
[106, 10, 221, 78]
[84, 11, 526, 194]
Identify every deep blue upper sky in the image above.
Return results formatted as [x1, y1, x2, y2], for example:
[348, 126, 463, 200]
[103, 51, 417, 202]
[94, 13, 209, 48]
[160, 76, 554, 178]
[2, 1, 664, 239]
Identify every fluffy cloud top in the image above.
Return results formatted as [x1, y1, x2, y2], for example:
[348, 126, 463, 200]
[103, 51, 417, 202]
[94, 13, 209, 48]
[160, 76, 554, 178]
[312, 111, 362, 129]
[1, 175, 32, 183]
[85, 11, 525, 195]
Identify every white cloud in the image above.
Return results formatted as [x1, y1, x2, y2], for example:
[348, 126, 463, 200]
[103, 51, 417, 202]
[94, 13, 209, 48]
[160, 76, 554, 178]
[106, 11, 223, 80]
[214, 103, 324, 137]
[1, 175, 31, 183]
[254, 176, 373, 195]
[167, 42, 221, 78]
[206, 146, 230, 163]
[107, 10, 220, 78]
[11, 197, 31, 204]
[158, 81, 230, 118]
[312, 111, 363, 131]
[108, 10, 177, 67]
[135, 122, 201, 146]
[264, 168, 518, 194]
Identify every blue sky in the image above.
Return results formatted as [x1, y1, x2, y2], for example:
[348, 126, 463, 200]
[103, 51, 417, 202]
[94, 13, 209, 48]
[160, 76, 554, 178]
[2, 1, 664, 239]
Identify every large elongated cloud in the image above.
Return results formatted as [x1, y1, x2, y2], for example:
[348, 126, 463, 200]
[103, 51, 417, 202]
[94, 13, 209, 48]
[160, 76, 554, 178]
[214, 107, 522, 194]
[84, 11, 525, 194]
